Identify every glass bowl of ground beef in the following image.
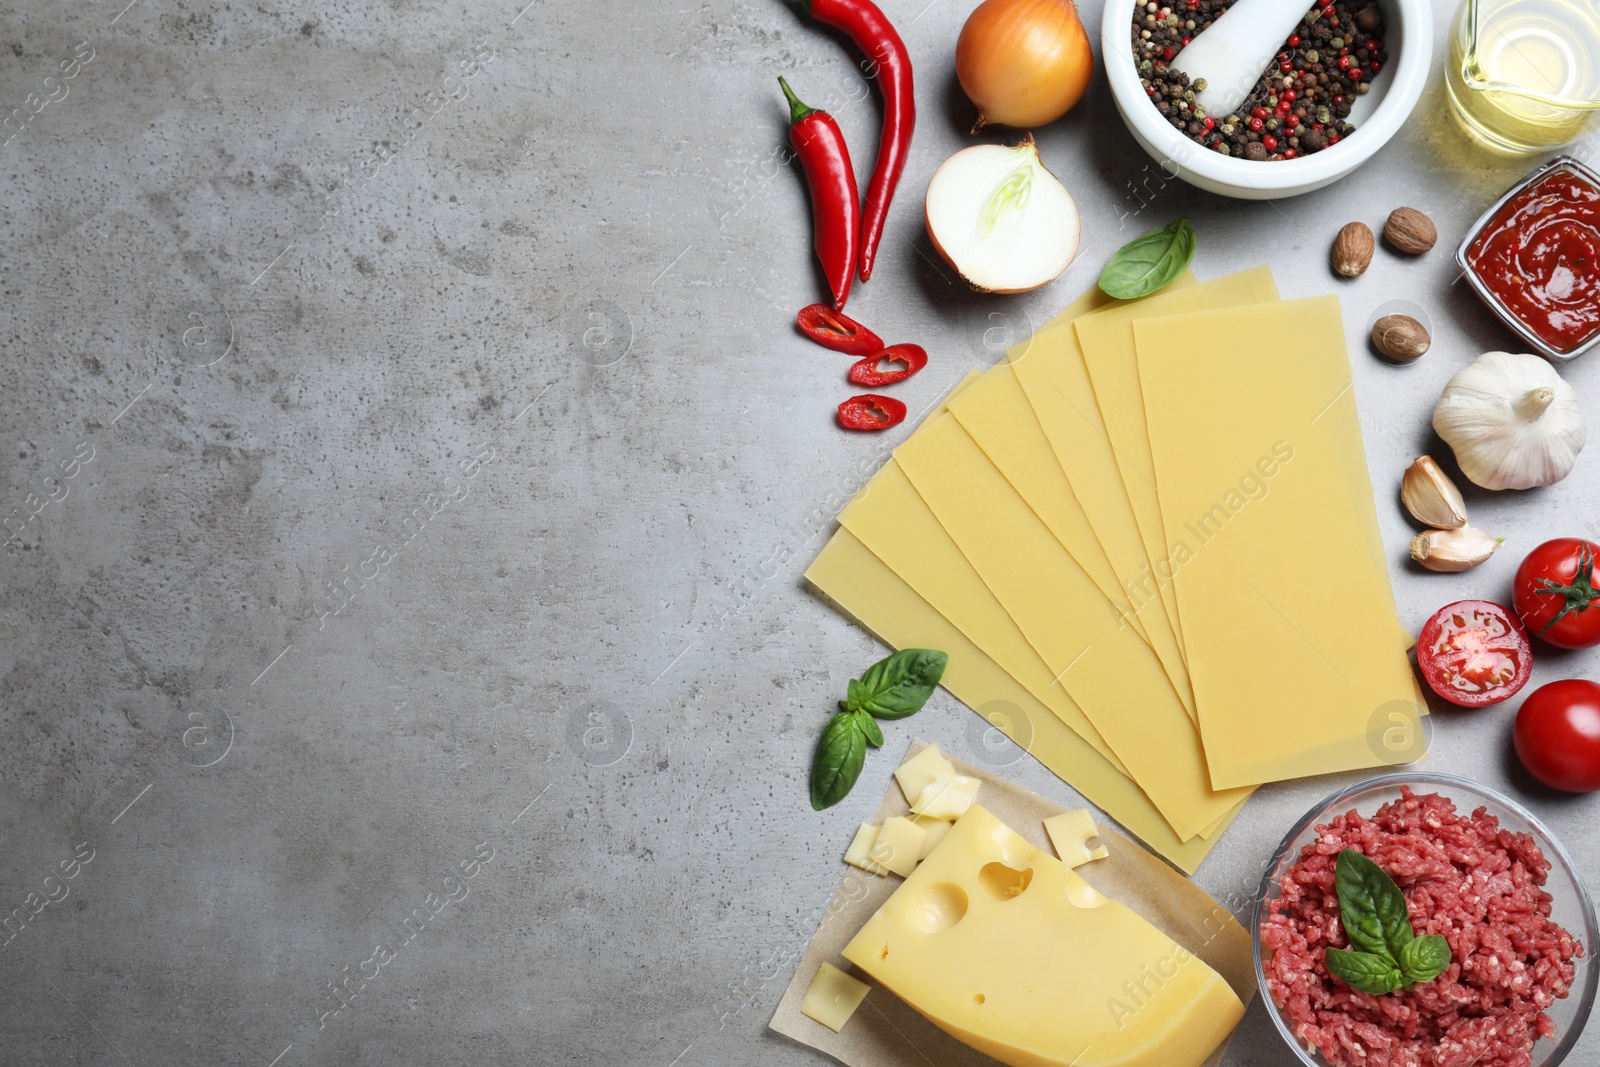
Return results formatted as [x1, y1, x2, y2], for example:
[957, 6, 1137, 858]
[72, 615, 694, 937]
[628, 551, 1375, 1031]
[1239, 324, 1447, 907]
[1254, 773, 1596, 1067]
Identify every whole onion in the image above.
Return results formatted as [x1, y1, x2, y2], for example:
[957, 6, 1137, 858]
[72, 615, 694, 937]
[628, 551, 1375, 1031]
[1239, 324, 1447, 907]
[956, 0, 1094, 132]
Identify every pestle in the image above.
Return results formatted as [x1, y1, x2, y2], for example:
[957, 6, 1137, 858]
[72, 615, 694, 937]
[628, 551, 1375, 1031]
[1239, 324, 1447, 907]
[1168, 0, 1314, 120]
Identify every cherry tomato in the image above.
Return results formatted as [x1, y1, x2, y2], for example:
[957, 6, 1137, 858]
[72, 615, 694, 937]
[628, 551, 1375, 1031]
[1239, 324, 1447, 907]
[847, 344, 928, 388]
[1415, 600, 1532, 707]
[1514, 679, 1600, 792]
[836, 395, 906, 432]
[1513, 538, 1600, 649]
[796, 304, 884, 356]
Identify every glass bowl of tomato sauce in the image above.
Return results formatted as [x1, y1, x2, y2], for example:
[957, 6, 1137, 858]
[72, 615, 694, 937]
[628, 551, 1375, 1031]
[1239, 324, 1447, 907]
[1457, 156, 1600, 361]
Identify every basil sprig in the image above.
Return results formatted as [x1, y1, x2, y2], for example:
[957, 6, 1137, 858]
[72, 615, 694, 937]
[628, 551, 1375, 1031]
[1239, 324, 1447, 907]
[810, 649, 948, 810]
[1097, 218, 1197, 299]
[845, 648, 947, 720]
[1323, 849, 1453, 995]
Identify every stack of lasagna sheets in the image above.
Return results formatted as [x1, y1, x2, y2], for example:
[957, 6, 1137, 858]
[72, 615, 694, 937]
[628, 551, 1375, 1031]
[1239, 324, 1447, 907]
[806, 267, 1428, 871]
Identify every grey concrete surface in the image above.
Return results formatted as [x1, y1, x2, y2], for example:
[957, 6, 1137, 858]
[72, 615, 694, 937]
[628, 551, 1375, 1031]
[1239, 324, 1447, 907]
[1, 0, 1597, 1064]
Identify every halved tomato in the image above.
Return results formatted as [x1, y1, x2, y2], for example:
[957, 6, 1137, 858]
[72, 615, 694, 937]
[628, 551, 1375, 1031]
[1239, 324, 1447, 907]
[1415, 600, 1532, 708]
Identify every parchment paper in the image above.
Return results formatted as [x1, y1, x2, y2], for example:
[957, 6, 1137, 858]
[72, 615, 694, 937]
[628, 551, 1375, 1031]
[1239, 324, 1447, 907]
[770, 739, 1257, 1067]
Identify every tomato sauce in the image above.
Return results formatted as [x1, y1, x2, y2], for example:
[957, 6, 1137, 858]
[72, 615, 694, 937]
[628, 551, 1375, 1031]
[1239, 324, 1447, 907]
[1466, 166, 1600, 355]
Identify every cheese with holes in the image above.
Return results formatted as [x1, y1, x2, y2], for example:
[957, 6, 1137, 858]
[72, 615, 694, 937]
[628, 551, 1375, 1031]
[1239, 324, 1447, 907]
[894, 744, 955, 806]
[802, 962, 871, 1032]
[843, 806, 1244, 1067]
[844, 823, 889, 876]
[1045, 809, 1110, 869]
[910, 773, 980, 820]
[869, 816, 928, 877]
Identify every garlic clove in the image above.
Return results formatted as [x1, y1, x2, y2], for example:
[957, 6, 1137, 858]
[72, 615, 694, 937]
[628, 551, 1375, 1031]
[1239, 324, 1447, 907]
[1410, 525, 1502, 573]
[1432, 351, 1587, 491]
[1401, 456, 1468, 530]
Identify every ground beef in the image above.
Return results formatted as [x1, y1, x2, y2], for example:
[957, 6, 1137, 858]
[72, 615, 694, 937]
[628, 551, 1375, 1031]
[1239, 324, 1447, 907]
[1262, 789, 1584, 1067]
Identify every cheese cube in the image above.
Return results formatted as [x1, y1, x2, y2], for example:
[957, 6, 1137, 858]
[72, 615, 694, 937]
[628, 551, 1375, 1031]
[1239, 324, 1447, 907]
[913, 814, 952, 859]
[843, 806, 1245, 1067]
[868, 816, 928, 877]
[843, 823, 889, 876]
[893, 744, 955, 807]
[801, 962, 871, 1032]
[910, 772, 980, 820]
[1044, 809, 1110, 870]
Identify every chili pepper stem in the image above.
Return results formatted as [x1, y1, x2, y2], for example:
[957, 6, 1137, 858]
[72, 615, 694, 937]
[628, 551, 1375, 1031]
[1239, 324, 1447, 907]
[778, 76, 818, 124]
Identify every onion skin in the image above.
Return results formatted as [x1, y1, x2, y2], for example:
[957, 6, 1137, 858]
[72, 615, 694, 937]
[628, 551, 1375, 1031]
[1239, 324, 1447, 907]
[956, 0, 1093, 132]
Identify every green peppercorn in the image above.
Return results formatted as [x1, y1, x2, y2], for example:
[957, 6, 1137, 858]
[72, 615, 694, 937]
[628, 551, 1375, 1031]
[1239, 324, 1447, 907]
[1193, 78, 1209, 92]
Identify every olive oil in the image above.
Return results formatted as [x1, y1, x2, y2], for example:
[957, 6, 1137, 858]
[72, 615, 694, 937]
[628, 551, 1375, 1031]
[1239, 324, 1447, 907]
[1447, 0, 1600, 153]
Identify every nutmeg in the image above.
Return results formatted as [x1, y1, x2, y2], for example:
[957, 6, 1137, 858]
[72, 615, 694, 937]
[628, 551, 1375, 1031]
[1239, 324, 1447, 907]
[1372, 314, 1431, 362]
[1332, 222, 1375, 278]
[1384, 207, 1438, 255]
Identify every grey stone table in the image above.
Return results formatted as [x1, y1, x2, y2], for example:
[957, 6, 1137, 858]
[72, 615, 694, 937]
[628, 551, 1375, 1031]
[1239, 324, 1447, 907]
[2, 0, 1596, 1064]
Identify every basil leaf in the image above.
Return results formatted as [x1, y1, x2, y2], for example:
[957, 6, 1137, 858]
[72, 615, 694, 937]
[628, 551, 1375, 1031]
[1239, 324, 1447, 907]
[852, 649, 948, 720]
[854, 710, 884, 748]
[810, 712, 867, 810]
[844, 678, 869, 712]
[1097, 218, 1197, 300]
[1336, 849, 1415, 962]
[1398, 934, 1452, 985]
[1325, 948, 1406, 995]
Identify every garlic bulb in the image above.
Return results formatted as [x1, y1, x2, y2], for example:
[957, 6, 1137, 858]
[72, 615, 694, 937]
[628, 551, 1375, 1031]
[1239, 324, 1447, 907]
[1401, 456, 1468, 530]
[1432, 352, 1586, 491]
[1410, 525, 1502, 573]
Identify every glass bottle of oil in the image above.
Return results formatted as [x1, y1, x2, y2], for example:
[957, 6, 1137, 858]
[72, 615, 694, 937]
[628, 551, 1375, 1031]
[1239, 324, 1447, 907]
[1447, 0, 1600, 154]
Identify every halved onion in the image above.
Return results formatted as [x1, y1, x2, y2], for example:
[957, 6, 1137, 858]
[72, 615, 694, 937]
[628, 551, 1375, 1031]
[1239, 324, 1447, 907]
[924, 135, 1081, 295]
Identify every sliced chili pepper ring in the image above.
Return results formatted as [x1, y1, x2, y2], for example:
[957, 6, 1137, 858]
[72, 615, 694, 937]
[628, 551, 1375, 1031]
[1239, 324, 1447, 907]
[837, 394, 908, 431]
[797, 304, 885, 355]
[848, 344, 928, 388]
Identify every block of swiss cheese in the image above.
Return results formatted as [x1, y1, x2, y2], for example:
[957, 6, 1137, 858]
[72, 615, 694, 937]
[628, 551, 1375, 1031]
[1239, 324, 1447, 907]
[842, 805, 1244, 1067]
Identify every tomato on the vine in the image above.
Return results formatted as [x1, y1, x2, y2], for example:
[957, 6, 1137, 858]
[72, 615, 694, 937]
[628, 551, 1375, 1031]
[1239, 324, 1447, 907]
[1513, 679, 1600, 792]
[1513, 538, 1600, 649]
[1415, 601, 1532, 708]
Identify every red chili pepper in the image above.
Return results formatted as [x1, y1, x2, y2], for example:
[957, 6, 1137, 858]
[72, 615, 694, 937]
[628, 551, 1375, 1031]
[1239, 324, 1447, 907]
[780, 78, 859, 310]
[837, 394, 907, 431]
[847, 344, 927, 387]
[794, 0, 914, 284]
[796, 304, 884, 355]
